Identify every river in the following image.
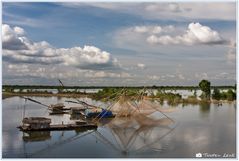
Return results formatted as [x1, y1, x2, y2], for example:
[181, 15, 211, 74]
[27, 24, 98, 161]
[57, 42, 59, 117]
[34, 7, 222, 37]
[2, 96, 236, 158]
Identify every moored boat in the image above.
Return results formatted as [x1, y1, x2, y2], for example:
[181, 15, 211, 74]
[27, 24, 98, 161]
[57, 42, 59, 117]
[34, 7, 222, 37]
[85, 109, 115, 118]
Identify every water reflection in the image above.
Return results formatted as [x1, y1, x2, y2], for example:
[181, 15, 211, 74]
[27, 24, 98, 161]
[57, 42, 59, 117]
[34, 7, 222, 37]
[2, 96, 236, 158]
[23, 131, 51, 142]
[19, 115, 176, 157]
[199, 102, 211, 113]
[100, 116, 176, 156]
[56, 96, 66, 102]
[22, 129, 96, 158]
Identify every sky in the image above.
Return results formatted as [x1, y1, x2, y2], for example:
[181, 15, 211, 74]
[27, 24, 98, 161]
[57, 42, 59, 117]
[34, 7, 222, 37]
[2, 2, 237, 86]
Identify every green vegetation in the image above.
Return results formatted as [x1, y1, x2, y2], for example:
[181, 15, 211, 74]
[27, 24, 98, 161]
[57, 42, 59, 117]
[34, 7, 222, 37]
[211, 88, 236, 101]
[154, 91, 182, 105]
[225, 89, 236, 101]
[212, 88, 221, 100]
[4, 87, 14, 93]
[93, 88, 120, 100]
[2, 85, 235, 90]
[187, 90, 197, 100]
[218, 89, 236, 101]
[2, 80, 236, 102]
[92, 88, 141, 101]
[199, 80, 211, 100]
[193, 89, 197, 98]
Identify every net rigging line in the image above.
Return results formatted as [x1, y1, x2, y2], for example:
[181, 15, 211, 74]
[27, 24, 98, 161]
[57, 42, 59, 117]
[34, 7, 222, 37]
[93, 130, 121, 152]
[92, 87, 127, 122]
[20, 96, 65, 113]
[134, 123, 178, 153]
[60, 79, 121, 111]
[27, 129, 95, 157]
[140, 99, 174, 122]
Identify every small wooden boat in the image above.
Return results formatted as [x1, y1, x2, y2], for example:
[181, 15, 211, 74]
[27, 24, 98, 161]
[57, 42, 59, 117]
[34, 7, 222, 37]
[49, 111, 69, 115]
[70, 107, 86, 115]
[49, 103, 65, 110]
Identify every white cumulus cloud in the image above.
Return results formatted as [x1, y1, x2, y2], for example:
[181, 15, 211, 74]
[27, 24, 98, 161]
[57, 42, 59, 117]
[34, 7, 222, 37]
[147, 22, 226, 45]
[2, 24, 27, 50]
[114, 22, 226, 50]
[149, 75, 160, 80]
[137, 63, 146, 69]
[84, 71, 132, 78]
[226, 40, 236, 62]
[2, 24, 120, 70]
[195, 72, 208, 79]
[145, 3, 188, 13]
[134, 26, 149, 33]
[133, 25, 174, 34]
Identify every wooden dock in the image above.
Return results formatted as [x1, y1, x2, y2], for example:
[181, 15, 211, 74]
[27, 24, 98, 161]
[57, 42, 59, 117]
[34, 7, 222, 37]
[18, 123, 97, 132]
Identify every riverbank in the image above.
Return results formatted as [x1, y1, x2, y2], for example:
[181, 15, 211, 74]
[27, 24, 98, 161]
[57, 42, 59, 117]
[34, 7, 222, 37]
[2, 92, 93, 99]
[147, 97, 235, 105]
[2, 92, 235, 105]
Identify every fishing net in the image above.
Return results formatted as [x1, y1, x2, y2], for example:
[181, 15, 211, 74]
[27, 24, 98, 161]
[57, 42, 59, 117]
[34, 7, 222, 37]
[110, 96, 138, 117]
[103, 114, 175, 154]
[109, 94, 176, 118]
[98, 92, 177, 154]
[136, 99, 177, 114]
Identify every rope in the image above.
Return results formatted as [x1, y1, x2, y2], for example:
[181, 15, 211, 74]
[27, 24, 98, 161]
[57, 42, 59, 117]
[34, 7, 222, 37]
[142, 100, 174, 122]
[20, 96, 66, 113]
[28, 129, 95, 157]
[92, 88, 126, 122]
[94, 131, 120, 151]
[134, 123, 177, 152]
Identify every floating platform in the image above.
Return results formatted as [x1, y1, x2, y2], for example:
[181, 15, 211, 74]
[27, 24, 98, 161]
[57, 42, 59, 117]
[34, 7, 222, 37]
[18, 123, 97, 132]
[18, 117, 97, 132]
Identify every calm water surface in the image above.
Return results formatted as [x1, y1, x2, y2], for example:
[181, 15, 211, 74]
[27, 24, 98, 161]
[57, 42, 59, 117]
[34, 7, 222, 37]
[2, 96, 236, 158]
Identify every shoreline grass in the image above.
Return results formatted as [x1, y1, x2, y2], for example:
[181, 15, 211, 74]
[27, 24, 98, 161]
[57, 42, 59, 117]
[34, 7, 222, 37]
[3, 92, 236, 105]
[2, 92, 93, 99]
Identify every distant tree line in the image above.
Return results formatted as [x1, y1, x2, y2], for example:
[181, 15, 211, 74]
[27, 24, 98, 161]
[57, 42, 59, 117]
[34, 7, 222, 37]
[198, 79, 236, 101]
[212, 88, 236, 101]
[2, 84, 235, 90]
[2, 80, 236, 102]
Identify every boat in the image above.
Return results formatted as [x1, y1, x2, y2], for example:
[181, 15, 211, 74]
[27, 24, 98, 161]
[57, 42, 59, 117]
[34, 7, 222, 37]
[49, 103, 65, 110]
[70, 107, 86, 115]
[85, 108, 115, 118]
[48, 103, 72, 115]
